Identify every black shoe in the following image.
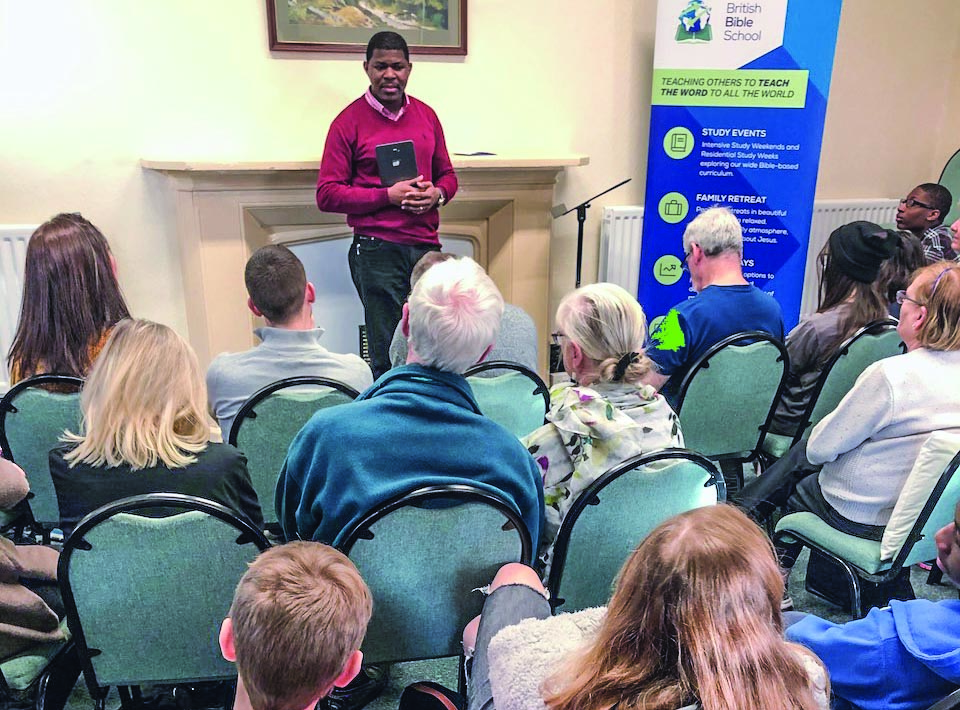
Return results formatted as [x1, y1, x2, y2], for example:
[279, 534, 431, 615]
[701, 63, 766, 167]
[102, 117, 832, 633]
[320, 664, 390, 710]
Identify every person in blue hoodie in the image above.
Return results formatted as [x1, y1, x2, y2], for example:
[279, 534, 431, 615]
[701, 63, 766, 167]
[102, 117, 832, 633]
[785, 497, 960, 709]
[277, 255, 545, 550]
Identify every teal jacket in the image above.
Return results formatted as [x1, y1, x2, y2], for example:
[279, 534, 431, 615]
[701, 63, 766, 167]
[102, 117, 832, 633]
[277, 364, 545, 548]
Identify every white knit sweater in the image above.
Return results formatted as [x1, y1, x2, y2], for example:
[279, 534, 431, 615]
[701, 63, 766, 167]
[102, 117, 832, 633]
[809, 348, 960, 526]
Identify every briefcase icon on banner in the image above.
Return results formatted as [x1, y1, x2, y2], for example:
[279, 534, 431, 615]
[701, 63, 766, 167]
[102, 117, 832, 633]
[664, 199, 682, 217]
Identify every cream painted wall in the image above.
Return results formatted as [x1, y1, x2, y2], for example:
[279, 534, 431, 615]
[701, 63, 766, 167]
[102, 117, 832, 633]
[0, 0, 958, 339]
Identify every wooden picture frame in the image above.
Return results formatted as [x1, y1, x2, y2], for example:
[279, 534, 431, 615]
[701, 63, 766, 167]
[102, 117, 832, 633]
[266, 0, 467, 55]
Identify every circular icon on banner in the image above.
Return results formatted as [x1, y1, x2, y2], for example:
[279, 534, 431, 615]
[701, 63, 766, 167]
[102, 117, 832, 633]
[653, 255, 684, 285]
[658, 192, 689, 224]
[663, 127, 694, 159]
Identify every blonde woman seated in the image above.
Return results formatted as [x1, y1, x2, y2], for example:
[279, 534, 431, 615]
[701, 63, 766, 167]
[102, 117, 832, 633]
[50, 319, 263, 537]
[462, 505, 829, 710]
[523, 283, 682, 566]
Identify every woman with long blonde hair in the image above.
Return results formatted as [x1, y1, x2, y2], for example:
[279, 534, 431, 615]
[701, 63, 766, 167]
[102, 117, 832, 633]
[462, 505, 828, 710]
[50, 319, 262, 536]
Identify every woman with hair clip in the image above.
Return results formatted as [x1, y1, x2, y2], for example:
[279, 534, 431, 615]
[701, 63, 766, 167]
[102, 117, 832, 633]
[768, 221, 897, 437]
[49, 319, 262, 537]
[522, 283, 682, 570]
[461, 505, 829, 710]
[7, 213, 130, 383]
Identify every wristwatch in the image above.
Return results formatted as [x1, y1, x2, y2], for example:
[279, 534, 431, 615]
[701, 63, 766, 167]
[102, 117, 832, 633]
[437, 188, 446, 207]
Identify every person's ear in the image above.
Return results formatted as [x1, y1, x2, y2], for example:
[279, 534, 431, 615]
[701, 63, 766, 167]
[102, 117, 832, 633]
[568, 340, 586, 372]
[334, 650, 363, 689]
[401, 302, 411, 338]
[363, 60, 369, 74]
[915, 304, 928, 331]
[247, 297, 263, 318]
[218, 618, 236, 662]
[927, 209, 941, 225]
[305, 282, 316, 305]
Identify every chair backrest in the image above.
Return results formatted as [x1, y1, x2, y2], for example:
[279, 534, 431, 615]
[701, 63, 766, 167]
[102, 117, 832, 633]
[795, 319, 903, 444]
[337, 484, 532, 664]
[675, 332, 788, 459]
[58, 494, 269, 699]
[0, 375, 84, 527]
[228, 376, 359, 528]
[939, 147, 960, 227]
[548, 448, 724, 612]
[893, 449, 960, 571]
[464, 361, 550, 439]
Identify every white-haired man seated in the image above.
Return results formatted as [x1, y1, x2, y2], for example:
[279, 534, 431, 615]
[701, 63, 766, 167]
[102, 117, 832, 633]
[277, 256, 545, 548]
[642, 207, 784, 407]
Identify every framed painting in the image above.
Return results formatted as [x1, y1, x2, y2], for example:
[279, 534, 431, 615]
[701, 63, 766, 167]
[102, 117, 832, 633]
[266, 0, 467, 55]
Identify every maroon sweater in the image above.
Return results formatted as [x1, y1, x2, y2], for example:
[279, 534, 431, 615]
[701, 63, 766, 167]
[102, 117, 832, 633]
[316, 95, 458, 246]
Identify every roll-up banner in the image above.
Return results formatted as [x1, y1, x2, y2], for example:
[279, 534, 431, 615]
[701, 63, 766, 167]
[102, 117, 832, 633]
[638, 0, 843, 331]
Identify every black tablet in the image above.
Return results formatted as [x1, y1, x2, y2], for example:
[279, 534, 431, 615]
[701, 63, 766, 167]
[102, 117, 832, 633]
[375, 140, 419, 186]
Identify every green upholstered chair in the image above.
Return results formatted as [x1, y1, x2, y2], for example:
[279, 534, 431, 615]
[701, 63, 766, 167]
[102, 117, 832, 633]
[0, 375, 84, 536]
[774, 442, 960, 619]
[547, 448, 725, 613]
[464, 361, 549, 440]
[674, 332, 788, 485]
[762, 319, 903, 460]
[228, 376, 359, 532]
[0, 632, 80, 710]
[58, 494, 270, 710]
[939, 147, 960, 227]
[337, 484, 532, 665]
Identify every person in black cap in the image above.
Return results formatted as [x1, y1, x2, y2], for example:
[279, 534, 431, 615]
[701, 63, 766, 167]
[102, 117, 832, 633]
[767, 221, 898, 437]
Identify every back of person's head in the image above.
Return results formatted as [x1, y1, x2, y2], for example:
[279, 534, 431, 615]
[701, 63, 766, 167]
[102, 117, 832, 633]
[877, 232, 926, 304]
[682, 207, 743, 258]
[225, 542, 372, 710]
[366, 30, 409, 60]
[917, 183, 953, 226]
[910, 262, 960, 351]
[63, 319, 212, 470]
[555, 283, 653, 384]
[545, 505, 824, 710]
[244, 245, 307, 325]
[407, 257, 504, 373]
[817, 221, 897, 355]
[410, 251, 455, 289]
[8, 212, 129, 379]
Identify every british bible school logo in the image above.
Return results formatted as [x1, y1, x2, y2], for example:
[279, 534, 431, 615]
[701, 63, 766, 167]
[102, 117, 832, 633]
[676, 1, 712, 42]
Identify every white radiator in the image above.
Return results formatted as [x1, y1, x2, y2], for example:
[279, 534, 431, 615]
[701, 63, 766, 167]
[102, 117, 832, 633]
[0, 226, 34, 391]
[599, 199, 900, 318]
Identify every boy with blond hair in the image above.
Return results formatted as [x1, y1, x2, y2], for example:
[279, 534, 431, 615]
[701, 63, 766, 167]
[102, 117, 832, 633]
[219, 542, 373, 710]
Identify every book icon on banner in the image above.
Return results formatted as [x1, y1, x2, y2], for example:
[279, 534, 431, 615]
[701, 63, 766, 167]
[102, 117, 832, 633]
[676, 1, 713, 43]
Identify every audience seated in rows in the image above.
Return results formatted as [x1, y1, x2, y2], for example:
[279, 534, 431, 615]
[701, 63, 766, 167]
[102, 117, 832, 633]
[785, 496, 960, 710]
[219, 542, 372, 710]
[277, 256, 544, 548]
[768, 221, 897, 438]
[0, 458, 63, 661]
[737, 262, 960, 593]
[388, 251, 539, 374]
[50, 319, 262, 538]
[462, 505, 829, 710]
[642, 207, 784, 407]
[206, 244, 373, 439]
[896, 183, 955, 263]
[878, 231, 926, 319]
[523, 282, 682, 571]
[7, 213, 130, 383]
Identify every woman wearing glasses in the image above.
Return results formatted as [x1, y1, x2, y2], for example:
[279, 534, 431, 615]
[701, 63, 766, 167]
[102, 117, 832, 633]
[767, 221, 897, 438]
[738, 263, 960, 603]
[523, 283, 683, 573]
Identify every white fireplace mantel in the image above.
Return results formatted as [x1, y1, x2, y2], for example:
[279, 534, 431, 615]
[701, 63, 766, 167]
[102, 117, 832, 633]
[142, 155, 588, 375]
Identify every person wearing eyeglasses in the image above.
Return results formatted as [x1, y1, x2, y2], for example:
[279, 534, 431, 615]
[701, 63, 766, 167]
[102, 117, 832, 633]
[737, 262, 960, 608]
[895, 183, 955, 263]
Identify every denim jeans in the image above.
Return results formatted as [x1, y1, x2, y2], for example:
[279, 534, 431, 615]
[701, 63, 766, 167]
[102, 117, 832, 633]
[348, 235, 439, 378]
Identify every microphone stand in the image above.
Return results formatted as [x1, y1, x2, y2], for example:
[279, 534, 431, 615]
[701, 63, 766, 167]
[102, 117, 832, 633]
[552, 178, 631, 288]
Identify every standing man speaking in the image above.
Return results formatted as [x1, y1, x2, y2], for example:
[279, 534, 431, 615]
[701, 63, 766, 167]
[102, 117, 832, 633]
[316, 30, 458, 379]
